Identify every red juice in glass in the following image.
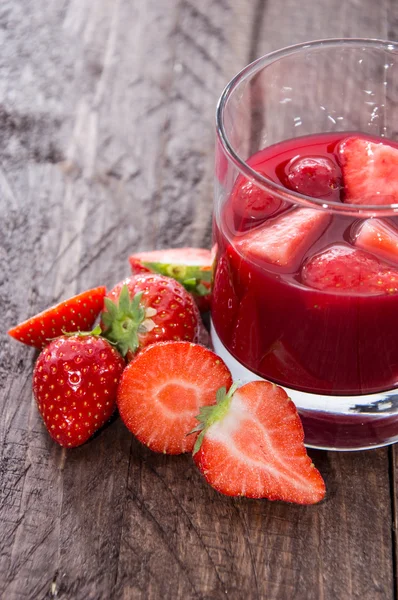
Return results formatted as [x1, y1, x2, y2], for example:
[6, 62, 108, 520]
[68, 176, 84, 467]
[213, 40, 398, 450]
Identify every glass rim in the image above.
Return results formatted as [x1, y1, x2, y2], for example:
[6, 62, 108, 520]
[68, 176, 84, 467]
[216, 37, 398, 217]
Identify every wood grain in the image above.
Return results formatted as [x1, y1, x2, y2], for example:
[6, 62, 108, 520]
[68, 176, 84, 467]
[0, 0, 397, 599]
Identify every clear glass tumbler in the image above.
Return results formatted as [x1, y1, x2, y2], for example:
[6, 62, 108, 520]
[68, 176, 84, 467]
[212, 39, 398, 451]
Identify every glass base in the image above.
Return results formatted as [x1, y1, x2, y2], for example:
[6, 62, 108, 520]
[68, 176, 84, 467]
[211, 322, 398, 451]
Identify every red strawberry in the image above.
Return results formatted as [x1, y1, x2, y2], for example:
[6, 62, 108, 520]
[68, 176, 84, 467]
[286, 155, 342, 200]
[236, 207, 330, 268]
[101, 274, 201, 360]
[339, 137, 398, 205]
[301, 244, 398, 294]
[8, 286, 106, 349]
[354, 218, 398, 265]
[33, 332, 125, 447]
[117, 341, 233, 454]
[129, 247, 213, 312]
[192, 381, 325, 504]
[231, 173, 285, 222]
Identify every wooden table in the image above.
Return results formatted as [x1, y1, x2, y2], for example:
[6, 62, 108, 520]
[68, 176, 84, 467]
[1, 1, 397, 598]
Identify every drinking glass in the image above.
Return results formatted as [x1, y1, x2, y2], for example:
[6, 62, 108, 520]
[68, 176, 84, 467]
[212, 39, 398, 450]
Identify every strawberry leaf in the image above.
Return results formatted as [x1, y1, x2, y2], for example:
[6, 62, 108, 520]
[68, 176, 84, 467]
[191, 382, 239, 455]
[101, 284, 146, 358]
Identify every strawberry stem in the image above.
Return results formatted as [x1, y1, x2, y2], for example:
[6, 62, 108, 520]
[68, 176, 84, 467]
[101, 285, 147, 357]
[191, 382, 239, 455]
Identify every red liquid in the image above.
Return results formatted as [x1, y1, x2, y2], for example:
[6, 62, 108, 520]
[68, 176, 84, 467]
[212, 133, 398, 397]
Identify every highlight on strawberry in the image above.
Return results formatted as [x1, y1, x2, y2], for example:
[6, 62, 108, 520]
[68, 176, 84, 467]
[191, 380, 326, 505]
[7, 286, 106, 349]
[129, 247, 213, 312]
[101, 273, 202, 360]
[32, 327, 125, 448]
[117, 341, 233, 454]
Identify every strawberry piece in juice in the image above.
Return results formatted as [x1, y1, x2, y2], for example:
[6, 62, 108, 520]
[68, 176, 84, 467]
[301, 244, 398, 294]
[286, 155, 342, 200]
[339, 137, 398, 205]
[354, 218, 398, 265]
[235, 207, 331, 268]
[231, 173, 285, 222]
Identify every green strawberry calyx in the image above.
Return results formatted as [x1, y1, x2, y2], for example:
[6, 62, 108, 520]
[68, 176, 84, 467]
[190, 382, 239, 455]
[62, 324, 103, 337]
[142, 261, 211, 297]
[101, 284, 156, 357]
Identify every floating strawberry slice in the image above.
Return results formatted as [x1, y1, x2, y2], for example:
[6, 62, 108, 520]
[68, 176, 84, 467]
[192, 381, 325, 503]
[354, 218, 398, 265]
[235, 207, 330, 268]
[339, 137, 398, 205]
[129, 247, 213, 312]
[8, 286, 106, 349]
[117, 341, 233, 454]
[301, 244, 398, 294]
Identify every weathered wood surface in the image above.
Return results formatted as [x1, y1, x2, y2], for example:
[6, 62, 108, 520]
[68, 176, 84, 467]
[1, 1, 397, 599]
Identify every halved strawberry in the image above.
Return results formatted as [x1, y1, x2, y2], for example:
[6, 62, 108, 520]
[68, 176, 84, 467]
[354, 218, 398, 265]
[8, 286, 106, 349]
[101, 274, 201, 360]
[117, 341, 233, 454]
[129, 247, 213, 312]
[339, 137, 398, 205]
[192, 381, 325, 504]
[301, 244, 398, 294]
[235, 207, 330, 268]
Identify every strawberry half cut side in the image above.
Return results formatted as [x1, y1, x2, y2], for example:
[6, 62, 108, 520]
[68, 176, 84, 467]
[235, 207, 331, 269]
[354, 218, 398, 265]
[129, 247, 213, 312]
[338, 136, 398, 205]
[8, 286, 107, 349]
[117, 341, 233, 454]
[192, 381, 326, 504]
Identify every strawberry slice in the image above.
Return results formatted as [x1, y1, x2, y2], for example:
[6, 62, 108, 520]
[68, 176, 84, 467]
[339, 137, 398, 205]
[235, 207, 330, 268]
[8, 286, 106, 349]
[301, 244, 398, 294]
[129, 247, 213, 312]
[192, 381, 325, 503]
[354, 218, 398, 265]
[117, 341, 233, 454]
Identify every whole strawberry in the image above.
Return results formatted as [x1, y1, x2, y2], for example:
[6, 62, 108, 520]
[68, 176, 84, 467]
[33, 332, 125, 447]
[101, 274, 201, 359]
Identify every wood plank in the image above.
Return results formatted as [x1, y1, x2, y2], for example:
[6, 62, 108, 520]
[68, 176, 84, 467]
[0, 0, 396, 599]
